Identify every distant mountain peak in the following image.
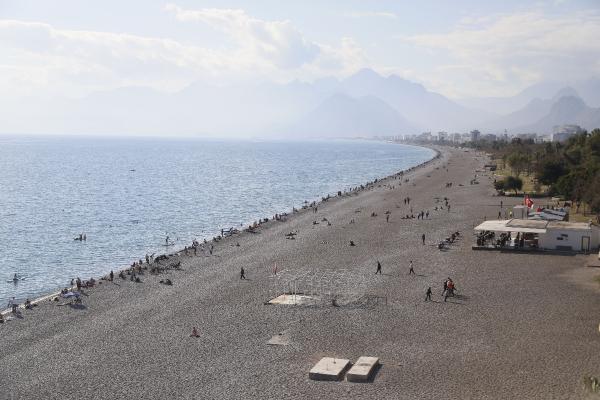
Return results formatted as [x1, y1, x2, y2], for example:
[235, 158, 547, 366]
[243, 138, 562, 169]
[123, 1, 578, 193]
[343, 68, 386, 88]
[551, 95, 586, 110]
[350, 67, 383, 80]
[553, 86, 580, 101]
[288, 92, 417, 137]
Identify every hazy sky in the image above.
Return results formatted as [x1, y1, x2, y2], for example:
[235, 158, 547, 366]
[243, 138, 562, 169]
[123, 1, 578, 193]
[1, 0, 599, 100]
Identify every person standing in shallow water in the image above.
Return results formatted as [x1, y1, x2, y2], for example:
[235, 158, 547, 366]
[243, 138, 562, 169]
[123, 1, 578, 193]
[375, 261, 382, 274]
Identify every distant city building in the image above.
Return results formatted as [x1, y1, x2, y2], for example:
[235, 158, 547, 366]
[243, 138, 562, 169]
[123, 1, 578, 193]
[536, 135, 551, 143]
[552, 125, 583, 143]
[470, 130, 481, 142]
[436, 131, 448, 141]
[418, 131, 432, 141]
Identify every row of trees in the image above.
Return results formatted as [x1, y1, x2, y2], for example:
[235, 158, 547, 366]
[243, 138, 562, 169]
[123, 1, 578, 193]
[472, 129, 600, 221]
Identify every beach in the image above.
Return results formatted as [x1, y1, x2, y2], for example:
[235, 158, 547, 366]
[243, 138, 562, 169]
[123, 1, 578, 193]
[1, 146, 599, 399]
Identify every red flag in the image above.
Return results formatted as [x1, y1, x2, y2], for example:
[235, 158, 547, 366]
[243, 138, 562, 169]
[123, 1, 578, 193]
[525, 197, 533, 208]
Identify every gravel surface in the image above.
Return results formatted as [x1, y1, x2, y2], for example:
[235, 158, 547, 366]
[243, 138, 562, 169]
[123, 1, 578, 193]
[1, 146, 599, 400]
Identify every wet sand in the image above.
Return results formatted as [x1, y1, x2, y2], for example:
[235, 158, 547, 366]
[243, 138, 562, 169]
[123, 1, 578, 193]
[1, 146, 599, 400]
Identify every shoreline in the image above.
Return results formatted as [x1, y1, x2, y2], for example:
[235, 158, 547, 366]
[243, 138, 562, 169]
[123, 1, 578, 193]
[1, 143, 440, 316]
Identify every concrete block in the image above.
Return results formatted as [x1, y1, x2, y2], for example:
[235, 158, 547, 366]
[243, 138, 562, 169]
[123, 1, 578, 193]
[346, 356, 379, 382]
[309, 357, 350, 381]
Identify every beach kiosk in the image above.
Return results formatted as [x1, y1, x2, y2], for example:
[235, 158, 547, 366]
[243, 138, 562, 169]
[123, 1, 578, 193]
[474, 219, 600, 252]
[541, 221, 599, 252]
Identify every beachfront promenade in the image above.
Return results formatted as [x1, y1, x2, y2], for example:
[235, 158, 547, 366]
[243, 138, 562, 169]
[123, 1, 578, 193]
[1, 147, 599, 399]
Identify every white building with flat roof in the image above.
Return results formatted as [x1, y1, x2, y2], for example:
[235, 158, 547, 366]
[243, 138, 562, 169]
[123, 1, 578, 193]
[474, 219, 600, 252]
[552, 125, 583, 143]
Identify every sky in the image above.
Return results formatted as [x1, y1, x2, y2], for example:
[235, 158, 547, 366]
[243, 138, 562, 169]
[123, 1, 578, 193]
[1, 0, 599, 101]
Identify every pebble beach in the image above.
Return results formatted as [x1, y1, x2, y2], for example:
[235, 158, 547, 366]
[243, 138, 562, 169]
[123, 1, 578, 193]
[1, 146, 599, 400]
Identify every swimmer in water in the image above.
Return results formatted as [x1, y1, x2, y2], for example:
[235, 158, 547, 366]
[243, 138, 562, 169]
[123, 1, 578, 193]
[13, 273, 18, 282]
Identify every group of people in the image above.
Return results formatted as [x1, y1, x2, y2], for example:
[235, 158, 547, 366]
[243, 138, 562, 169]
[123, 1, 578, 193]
[70, 277, 95, 290]
[416, 210, 429, 220]
[5, 296, 36, 316]
[442, 278, 456, 301]
[424, 278, 457, 302]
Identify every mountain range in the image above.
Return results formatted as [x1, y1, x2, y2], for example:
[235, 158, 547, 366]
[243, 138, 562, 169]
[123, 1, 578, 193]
[3, 69, 600, 137]
[480, 87, 600, 134]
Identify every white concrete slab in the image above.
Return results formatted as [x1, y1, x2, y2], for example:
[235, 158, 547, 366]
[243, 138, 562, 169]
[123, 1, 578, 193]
[268, 294, 314, 305]
[346, 356, 379, 382]
[309, 357, 350, 381]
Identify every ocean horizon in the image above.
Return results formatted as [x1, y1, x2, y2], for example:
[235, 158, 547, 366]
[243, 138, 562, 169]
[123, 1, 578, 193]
[0, 136, 435, 305]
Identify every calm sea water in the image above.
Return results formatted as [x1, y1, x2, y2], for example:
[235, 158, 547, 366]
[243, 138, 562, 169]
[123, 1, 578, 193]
[0, 136, 434, 305]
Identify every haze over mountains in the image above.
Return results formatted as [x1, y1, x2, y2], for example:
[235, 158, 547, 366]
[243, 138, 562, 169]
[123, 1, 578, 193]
[3, 68, 600, 137]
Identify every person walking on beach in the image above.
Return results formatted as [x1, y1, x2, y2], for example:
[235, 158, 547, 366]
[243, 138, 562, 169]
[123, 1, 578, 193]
[109, 270, 114, 281]
[421, 233, 426, 245]
[386, 214, 390, 223]
[425, 287, 432, 301]
[408, 261, 415, 275]
[240, 267, 246, 280]
[375, 261, 382, 274]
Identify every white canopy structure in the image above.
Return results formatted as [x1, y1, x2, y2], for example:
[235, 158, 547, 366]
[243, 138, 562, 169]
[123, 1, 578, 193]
[474, 219, 599, 252]
[474, 219, 547, 234]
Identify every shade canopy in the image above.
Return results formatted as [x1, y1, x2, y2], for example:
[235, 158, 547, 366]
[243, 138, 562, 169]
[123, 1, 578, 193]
[474, 220, 547, 234]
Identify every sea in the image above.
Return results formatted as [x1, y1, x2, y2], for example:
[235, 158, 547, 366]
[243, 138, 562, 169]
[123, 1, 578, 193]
[0, 136, 435, 306]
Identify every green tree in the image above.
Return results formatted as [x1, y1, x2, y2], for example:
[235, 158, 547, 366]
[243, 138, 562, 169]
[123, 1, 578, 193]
[537, 158, 565, 185]
[504, 176, 523, 195]
[507, 152, 529, 177]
